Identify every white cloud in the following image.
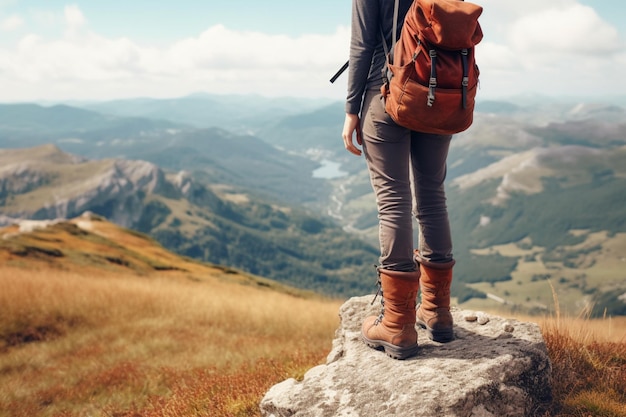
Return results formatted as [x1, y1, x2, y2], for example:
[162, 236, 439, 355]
[473, 1, 625, 98]
[64, 5, 86, 30]
[161, 25, 348, 72]
[1, 14, 22, 31]
[509, 5, 621, 56]
[475, 42, 520, 71]
[0, 8, 350, 101]
[0, 2, 624, 102]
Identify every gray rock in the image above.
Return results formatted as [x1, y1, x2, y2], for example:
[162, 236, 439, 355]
[477, 312, 490, 325]
[260, 296, 552, 417]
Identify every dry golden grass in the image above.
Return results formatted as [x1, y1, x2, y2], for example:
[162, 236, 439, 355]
[1, 218, 625, 417]
[3, 267, 623, 417]
[471, 301, 625, 417]
[540, 316, 626, 417]
[0, 266, 341, 417]
[0, 218, 342, 416]
[535, 286, 626, 417]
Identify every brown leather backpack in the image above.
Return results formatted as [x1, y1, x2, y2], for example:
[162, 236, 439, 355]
[381, 0, 484, 135]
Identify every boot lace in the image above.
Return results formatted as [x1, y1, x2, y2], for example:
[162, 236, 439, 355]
[370, 266, 384, 324]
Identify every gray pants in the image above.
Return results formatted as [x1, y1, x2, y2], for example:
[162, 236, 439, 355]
[361, 89, 453, 271]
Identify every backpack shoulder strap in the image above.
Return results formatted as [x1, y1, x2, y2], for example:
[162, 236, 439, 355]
[381, 0, 400, 61]
[392, 0, 400, 50]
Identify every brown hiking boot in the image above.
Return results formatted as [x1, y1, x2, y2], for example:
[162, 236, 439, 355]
[415, 257, 455, 343]
[361, 268, 420, 360]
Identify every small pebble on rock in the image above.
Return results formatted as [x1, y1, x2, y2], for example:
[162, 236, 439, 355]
[503, 323, 515, 333]
[464, 313, 478, 322]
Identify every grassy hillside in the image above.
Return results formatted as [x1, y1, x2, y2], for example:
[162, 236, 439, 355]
[0, 216, 342, 416]
[1, 216, 624, 416]
[447, 145, 626, 316]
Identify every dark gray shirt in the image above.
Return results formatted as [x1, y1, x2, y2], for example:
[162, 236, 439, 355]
[345, 0, 412, 115]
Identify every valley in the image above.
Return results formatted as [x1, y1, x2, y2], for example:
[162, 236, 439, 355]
[1, 94, 625, 317]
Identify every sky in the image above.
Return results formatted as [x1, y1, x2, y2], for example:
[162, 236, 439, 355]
[0, 0, 625, 103]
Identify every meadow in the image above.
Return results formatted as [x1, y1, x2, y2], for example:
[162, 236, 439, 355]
[0, 218, 624, 416]
[0, 265, 341, 416]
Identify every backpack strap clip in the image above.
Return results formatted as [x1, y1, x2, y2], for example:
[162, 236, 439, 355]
[427, 49, 437, 107]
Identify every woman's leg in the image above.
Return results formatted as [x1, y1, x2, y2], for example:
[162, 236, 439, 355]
[361, 89, 415, 272]
[410, 133, 456, 342]
[359, 89, 420, 358]
[410, 132, 453, 264]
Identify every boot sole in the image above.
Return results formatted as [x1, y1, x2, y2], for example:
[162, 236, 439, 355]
[360, 333, 419, 360]
[416, 320, 454, 343]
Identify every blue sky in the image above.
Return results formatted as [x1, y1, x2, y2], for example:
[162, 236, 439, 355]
[0, 1, 352, 41]
[0, 0, 625, 102]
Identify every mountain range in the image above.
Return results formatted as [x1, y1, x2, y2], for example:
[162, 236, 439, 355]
[1, 94, 625, 316]
[0, 143, 376, 296]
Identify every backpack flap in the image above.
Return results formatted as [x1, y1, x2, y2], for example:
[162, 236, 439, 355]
[417, 0, 483, 50]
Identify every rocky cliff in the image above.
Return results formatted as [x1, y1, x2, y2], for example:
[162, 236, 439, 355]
[0, 144, 195, 227]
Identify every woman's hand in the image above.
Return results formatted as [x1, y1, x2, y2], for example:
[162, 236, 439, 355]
[342, 113, 363, 156]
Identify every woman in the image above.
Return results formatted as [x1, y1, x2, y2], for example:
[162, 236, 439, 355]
[342, 0, 456, 360]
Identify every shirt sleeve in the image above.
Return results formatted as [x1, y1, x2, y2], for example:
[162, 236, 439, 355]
[345, 0, 381, 115]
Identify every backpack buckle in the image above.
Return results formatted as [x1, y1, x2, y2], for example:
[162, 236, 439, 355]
[427, 90, 435, 107]
[428, 77, 437, 107]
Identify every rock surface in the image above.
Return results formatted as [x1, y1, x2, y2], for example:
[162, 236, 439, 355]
[260, 296, 552, 417]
